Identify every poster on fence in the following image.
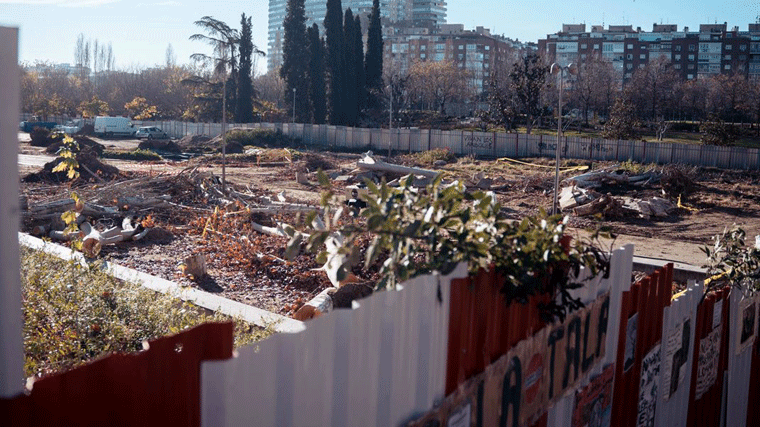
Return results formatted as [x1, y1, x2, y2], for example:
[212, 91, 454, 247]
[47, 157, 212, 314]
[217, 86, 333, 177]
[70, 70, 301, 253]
[407, 292, 611, 427]
[572, 364, 614, 427]
[661, 319, 691, 401]
[636, 344, 661, 427]
[624, 313, 638, 372]
[695, 326, 721, 400]
[736, 297, 757, 355]
[712, 300, 723, 330]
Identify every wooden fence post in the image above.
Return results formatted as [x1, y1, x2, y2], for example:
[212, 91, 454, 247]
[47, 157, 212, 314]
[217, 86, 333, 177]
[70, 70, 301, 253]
[0, 27, 23, 398]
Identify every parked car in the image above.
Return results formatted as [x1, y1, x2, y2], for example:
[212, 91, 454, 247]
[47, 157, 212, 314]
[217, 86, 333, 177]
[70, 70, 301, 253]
[134, 126, 168, 140]
[94, 116, 135, 138]
[19, 117, 57, 133]
[54, 119, 84, 135]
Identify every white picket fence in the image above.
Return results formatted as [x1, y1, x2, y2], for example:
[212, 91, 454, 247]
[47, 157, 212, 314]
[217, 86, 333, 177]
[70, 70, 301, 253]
[201, 264, 465, 427]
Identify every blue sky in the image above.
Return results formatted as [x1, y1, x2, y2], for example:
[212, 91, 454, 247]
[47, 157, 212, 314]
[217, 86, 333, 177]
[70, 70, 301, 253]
[1, 0, 758, 75]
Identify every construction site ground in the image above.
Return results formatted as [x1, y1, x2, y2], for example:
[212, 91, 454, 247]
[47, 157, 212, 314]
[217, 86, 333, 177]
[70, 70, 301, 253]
[17, 132, 760, 317]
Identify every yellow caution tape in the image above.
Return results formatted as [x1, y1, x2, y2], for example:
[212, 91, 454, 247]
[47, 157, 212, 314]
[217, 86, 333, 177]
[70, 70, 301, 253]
[497, 157, 590, 172]
[677, 195, 699, 213]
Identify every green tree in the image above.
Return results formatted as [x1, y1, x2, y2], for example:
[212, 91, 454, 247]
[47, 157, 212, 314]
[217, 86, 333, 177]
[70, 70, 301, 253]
[324, 0, 345, 125]
[342, 9, 359, 126]
[307, 24, 327, 124]
[353, 15, 365, 113]
[364, 0, 383, 109]
[602, 94, 639, 140]
[79, 96, 110, 118]
[280, 0, 310, 122]
[700, 113, 738, 146]
[236, 14, 263, 123]
[510, 54, 548, 134]
[189, 16, 239, 120]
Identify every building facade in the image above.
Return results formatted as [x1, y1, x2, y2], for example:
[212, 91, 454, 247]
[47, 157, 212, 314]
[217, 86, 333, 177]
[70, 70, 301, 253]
[383, 24, 534, 95]
[267, 0, 447, 71]
[538, 22, 760, 84]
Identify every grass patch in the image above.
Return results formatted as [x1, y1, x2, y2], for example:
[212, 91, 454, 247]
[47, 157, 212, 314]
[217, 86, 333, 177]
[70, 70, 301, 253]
[396, 147, 458, 167]
[21, 247, 271, 379]
[102, 149, 163, 161]
[225, 128, 301, 148]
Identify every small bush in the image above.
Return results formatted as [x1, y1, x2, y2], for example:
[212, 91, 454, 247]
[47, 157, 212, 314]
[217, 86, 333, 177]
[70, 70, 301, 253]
[397, 148, 458, 167]
[701, 114, 738, 146]
[102, 149, 163, 161]
[21, 248, 270, 379]
[224, 129, 300, 148]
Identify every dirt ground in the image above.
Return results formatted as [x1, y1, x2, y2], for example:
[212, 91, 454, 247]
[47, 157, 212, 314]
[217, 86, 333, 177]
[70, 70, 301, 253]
[17, 132, 760, 316]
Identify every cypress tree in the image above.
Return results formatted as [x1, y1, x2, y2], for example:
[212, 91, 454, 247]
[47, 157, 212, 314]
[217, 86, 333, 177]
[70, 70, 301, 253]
[354, 15, 365, 113]
[343, 8, 358, 126]
[307, 24, 327, 124]
[324, 0, 344, 125]
[364, 0, 383, 109]
[236, 13, 254, 123]
[280, 0, 310, 122]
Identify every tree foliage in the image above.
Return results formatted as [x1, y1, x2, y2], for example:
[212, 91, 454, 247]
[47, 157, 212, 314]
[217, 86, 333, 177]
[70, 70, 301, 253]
[307, 24, 327, 124]
[407, 60, 471, 113]
[364, 0, 384, 109]
[287, 173, 611, 320]
[281, 0, 310, 122]
[702, 226, 760, 296]
[602, 95, 639, 140]
[324, 0, 345, 125]
[236, 13, 264, 123]
[700, 113, 738, 146]
[509, 54, 549, 134]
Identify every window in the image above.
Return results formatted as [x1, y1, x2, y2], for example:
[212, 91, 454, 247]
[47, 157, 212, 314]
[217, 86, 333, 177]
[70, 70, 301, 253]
[458, 53, 463, 59]
[639, 64, 645, 69]
[458, 45, 463, 50]
[627, 43, 633, 49]
[688, 54, 695, 61]
[674, 64, 681, 69]
[688, 64, 695, 69]
[675, 54, 681, 60]
[420, 45, 426, 51]
[466, 44, 476, 50]
[581, 54, 587, 59]
[626, 63, 633, 69]
[436, 44, 445, 50]
[675, 45, 682, 51]
[485, 45, 490, 50]
[687, 74, 694, 79]
[640, 53, 646, 59]
[626, 53, 633, 60]
[724, 54, 731, 60]
[581, 43, 587, 49]
[420, 53, 426, 59]
[725, 44, 732, 50]
[740, 44, 747, 51]
[689, 44, 696, 51]
[725, 64, 731, 70]
[740, 55, 747, 60]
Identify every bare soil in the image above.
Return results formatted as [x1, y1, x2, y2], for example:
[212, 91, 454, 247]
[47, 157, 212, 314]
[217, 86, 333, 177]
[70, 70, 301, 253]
[18, 134, 760, 316]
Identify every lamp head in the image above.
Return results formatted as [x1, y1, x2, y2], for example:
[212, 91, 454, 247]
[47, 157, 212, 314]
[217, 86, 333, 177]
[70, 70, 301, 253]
[550, 63, 561, 75]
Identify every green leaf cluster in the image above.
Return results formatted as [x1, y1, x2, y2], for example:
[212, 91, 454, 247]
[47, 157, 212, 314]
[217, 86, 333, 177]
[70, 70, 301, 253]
[51, 135, 80, 180]
[288, 171, 611, 319]
[702, 226, 760, 295]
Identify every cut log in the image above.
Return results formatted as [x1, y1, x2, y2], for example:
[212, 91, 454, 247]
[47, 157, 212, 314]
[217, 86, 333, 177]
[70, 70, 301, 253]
[357, 151, 439, 178]
[181, 254, 207, 279]
[572, 194, 622, 217]
[293, 288, 334, 321]
[251, 221, 289, 238]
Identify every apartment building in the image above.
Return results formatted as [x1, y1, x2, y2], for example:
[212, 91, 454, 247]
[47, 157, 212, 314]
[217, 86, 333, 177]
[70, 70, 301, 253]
[538, 22, 760, 84]
[384, 24, 534, 94]
[267, 0, 446, 71]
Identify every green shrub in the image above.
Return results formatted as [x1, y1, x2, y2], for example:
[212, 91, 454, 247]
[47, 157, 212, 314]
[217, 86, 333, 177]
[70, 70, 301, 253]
[102, 149, 163, 161]
[397, 148, 458, 167]
[21, 248, 270, 379]
[224, 128, 300, 148]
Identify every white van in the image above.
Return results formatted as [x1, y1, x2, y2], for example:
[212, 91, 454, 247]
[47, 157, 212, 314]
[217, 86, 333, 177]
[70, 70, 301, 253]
[94, 116, 135, 138]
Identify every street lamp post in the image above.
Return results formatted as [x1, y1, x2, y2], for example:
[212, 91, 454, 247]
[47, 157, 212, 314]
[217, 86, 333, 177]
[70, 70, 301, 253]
[549, 62, 577, 216]
[388, 84, 393, 158]
[221, 69, 227, 194]
[292, 88, 296, 123]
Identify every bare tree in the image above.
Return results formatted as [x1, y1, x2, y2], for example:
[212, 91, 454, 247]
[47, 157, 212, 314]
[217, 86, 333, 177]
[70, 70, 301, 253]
[406, 60, 471, 114]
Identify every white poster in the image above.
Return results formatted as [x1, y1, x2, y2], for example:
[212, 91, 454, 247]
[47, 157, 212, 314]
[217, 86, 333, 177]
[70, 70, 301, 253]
[712, 300, 723, 330]
[637, 344, 661, 427]
[662, 319, 691, 400]
[695, 327, 721, 400]
[736, 298, 757, 355]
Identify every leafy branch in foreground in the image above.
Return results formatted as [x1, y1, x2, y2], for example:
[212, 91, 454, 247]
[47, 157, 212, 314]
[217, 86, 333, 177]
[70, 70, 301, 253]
[701, 226, 760, 295]
[287, 172, 611, 320]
